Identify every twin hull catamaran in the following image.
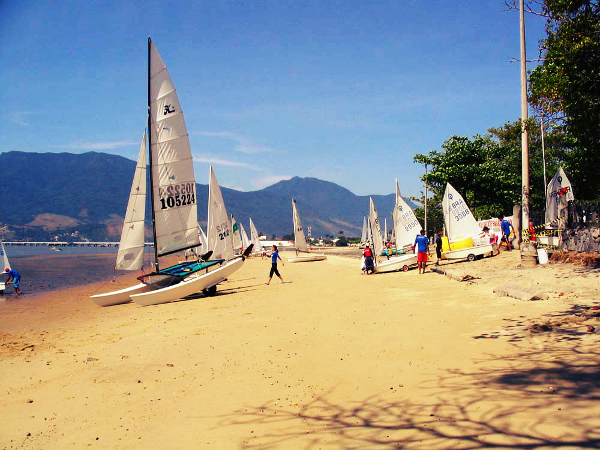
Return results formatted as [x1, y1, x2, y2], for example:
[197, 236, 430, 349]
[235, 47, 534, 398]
[287, 199, 326, 263]
[91, 38, 248, 307]
[441, 183, 495, 261]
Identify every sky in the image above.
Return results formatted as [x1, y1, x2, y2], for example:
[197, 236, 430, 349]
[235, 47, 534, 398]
[0, 0, 547, 198]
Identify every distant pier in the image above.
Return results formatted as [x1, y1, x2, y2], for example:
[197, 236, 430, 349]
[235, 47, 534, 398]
[2, 242, 154, 248]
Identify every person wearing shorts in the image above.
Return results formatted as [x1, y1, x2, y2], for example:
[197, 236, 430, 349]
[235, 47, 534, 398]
[414, 229, 430, 274]
[266, 245, 285, 285]
[5, 268, 22, 297]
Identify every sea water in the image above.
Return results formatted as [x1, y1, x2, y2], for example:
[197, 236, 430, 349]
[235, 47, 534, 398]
[1, 246, 154, 298]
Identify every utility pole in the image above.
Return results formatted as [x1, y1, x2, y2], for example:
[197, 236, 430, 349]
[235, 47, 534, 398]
[520, 0, 531, 248]
[540, 118, 547, 191]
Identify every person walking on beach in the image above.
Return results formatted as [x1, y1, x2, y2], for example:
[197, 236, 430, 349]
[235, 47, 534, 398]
[414, 229, 429, 274]
[266, 245, 285, 285]
[499, 216, 514, 251]
[435, 231, 443, 265]
[363, 244, 375, 274]
[5, 267, 22, 297]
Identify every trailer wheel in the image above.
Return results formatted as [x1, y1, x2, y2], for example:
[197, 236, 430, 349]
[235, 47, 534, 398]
[467, 254, 476, 262]
[402, 265, 409, 272]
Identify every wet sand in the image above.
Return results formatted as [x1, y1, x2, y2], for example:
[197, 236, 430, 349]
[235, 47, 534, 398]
[1, 251, 599, 449]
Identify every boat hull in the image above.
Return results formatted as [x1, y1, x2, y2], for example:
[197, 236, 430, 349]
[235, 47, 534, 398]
[442, 244, 495, 261]
[90, 282, 155, 307]
[287, 254, 327, 263]
[374, 254, 418, 273]
[130, 257, 244, 306]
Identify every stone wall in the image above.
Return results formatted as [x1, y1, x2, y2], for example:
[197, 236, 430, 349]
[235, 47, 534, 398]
[560, 226, 600, 253]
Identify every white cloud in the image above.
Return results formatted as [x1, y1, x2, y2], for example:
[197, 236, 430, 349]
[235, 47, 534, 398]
[196, 131, 275, 154]
[253, 174, 293, 189]
[7, 111, 36, 126]
[193, 156, 261, 170]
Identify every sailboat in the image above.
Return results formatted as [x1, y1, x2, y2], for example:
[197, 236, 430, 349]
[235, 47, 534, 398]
[249, 218, 264, 255]
[0, 240, 10, 294]
[360, 216, 368, 247]
[91, 38, 250, 307]
[240, 222, 251, 251]
[287, 199, 327, 263]
[373, 180, 420, 273]
[231, 215, 242, 254]
[441, 183, 495, 261]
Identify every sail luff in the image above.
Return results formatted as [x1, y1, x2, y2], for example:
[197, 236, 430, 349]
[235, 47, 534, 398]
[240, 223, 250, 248]
[292, 199, 309, 252]
[148, 40, 200, 258]
[116, 131, 147, 271]
[361, 216, 367, 243]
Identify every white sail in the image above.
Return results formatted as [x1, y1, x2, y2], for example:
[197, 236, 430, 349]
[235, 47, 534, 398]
[292, 199, 309, 252]
[0, 240, 10, 271]
[231, 215, 242, 250]
[393, 179, 422, 250]
[361, 216, 367, 243]
[249, 218, 262, 251]
[240, 223, 251, 249]
[207, 166, 234, 260]
[442, 183, 480, 243]
[545, 167, 574, 229]
[149, 41, 200, 257]
[115, 132, 147, 270]
[384, 218, 388, 242]
[369, 197, 385, 259]
[198, 224, 208, 251]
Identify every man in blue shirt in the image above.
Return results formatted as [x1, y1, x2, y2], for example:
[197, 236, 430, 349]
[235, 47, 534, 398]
[5, 268, 22, 297]
[499, 216, 514, 251]
[414, 229, 430, 274]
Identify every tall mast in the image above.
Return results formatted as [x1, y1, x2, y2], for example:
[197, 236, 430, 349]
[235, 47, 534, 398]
[147, 37, 159, 271]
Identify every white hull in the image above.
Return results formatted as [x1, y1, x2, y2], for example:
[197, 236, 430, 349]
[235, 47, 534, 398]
[90, 282, 154, 307]
[374, 253, 418, 273]
[0, 282, 6, 293]
[130, 258, 244, 306]
[443, 244, 495, 261]
[287, 254, 327, 263]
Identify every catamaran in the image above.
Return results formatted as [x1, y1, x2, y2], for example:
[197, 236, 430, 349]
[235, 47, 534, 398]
[0, 240, 10, 294]
[441, 183, 495, 261]
[287, 199, 327, 263]
[373, 180, 420, 273]
[91, 38, 250, 307]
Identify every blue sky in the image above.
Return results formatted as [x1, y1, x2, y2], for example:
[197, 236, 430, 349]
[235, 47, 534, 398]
[0, 0, 546, 197]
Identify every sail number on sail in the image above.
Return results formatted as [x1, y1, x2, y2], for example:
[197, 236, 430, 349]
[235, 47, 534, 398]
[217, 222, 230, 241]
[399, 211, 420, 232]
[158, 183, 196, 210]
[449, 199, 471, 221]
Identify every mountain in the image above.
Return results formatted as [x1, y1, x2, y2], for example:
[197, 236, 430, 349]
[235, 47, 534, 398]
[0, 151, 417, 241]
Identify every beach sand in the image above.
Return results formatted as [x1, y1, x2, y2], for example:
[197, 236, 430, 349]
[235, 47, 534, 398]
[1, 251, 599, 449]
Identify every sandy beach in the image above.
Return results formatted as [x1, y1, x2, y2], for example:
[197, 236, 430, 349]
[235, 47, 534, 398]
[1, 250, 599, 449]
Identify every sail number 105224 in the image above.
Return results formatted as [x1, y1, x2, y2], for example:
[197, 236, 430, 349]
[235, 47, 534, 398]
[158, 183, 196, 210]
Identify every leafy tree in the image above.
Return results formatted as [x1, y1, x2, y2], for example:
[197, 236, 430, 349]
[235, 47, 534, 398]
[414, 134, 521, 219]
[282, 233, 294, 241]
[335, 236, 348, 247]
[527, 0, 600, 199]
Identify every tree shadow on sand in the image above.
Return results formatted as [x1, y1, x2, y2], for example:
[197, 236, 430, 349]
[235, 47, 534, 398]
[218, 334, 600, 449]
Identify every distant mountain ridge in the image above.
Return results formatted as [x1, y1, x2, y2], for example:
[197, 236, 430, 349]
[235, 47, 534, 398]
[0, 151, 417, 241]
